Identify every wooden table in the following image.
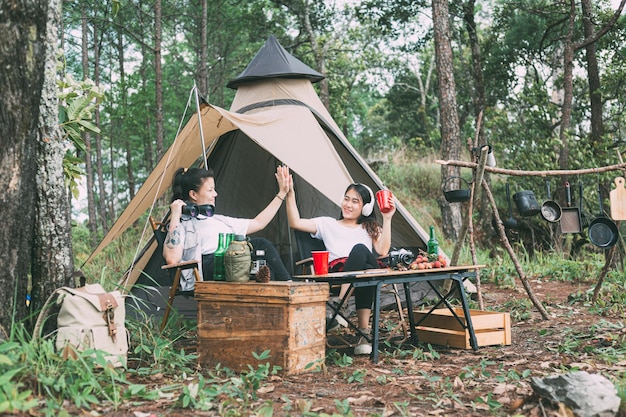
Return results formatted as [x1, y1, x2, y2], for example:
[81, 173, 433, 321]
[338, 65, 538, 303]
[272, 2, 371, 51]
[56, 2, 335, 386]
[293, 265, 484, 363]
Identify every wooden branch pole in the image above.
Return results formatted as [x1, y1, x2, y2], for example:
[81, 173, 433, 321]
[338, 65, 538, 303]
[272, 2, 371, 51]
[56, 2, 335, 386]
[592, 244, 616, 303]
[468, 148, 488, 310]
[481, 178, 550, 320]
[450, 146, 488, 309]
[436, 155, 626, 316]
[435, 160, 626, 176]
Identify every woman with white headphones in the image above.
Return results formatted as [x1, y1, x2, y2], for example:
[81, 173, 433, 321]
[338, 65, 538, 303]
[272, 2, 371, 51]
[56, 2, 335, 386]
[285, 171, 396, 355]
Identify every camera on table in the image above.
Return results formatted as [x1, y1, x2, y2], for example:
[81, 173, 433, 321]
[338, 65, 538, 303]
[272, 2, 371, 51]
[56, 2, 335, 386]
[181, 202, 214, 219]
[387, 248, 415, 267]
[250, 249, 267, 275]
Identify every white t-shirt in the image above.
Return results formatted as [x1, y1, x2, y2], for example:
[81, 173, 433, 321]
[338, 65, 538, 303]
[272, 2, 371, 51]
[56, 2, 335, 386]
[178, 215, 249, 287]
[311, 216, 373, 261]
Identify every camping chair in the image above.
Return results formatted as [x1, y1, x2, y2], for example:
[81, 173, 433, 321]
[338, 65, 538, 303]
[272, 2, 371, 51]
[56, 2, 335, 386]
[293, 230, 409, 347]
[149, 217, 201, 332]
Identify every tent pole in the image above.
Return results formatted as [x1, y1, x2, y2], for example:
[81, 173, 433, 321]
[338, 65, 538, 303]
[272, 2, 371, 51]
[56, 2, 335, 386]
[193, 82, 208, 170]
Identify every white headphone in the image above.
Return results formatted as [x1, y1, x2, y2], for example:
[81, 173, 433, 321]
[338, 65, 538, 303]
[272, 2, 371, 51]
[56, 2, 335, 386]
[358, 183, 375, 216]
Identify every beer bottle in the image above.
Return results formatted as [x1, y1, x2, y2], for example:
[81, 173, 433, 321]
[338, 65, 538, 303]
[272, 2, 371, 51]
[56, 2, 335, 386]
[213, 233, 227, 281]
[427, 226, 439, 256]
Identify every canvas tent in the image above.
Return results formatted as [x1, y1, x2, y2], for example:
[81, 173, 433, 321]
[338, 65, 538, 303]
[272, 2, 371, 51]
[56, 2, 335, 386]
[85, 35, 431, 317]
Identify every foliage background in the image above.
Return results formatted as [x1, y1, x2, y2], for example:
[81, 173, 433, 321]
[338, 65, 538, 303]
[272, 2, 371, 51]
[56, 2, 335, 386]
[63, 0, 626, 280]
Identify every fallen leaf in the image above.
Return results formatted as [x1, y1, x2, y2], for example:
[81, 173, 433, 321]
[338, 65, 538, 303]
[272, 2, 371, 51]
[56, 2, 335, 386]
[453, 376, 465, 390]
[257, 383, 275, 394]
[347, 395, 373, 405]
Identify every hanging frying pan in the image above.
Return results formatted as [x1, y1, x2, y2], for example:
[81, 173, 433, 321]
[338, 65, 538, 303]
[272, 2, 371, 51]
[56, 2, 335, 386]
[588, 183, 619, 248]
[540, 180, 561, 223]
[560, 182, 582, 234]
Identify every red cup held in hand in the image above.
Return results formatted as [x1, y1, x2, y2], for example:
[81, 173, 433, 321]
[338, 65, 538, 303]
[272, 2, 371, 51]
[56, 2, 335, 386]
[311, 251, 329, 275]
[376, 189, 393, 213]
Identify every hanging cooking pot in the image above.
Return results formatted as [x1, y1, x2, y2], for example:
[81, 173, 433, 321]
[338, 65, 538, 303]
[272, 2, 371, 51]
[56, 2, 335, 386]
[513, 189, 541, 217]
[503, 183, 518, 229]
[442, 176, 471, 203]
[560, 182, 582, 234]
[588, 183, 619, 248]
[540, 180, 562, 223]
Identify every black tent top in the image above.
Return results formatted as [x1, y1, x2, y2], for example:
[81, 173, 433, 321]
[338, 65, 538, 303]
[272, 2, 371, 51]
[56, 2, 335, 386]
[226, 35, 325, 89]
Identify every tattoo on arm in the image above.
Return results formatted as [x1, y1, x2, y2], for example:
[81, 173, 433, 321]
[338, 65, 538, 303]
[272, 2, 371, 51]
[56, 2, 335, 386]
[165, 228, 181, 248]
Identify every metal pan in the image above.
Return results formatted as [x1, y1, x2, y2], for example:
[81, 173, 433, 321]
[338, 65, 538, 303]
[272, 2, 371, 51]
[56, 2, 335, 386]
[540, 180, 561, 223]
[588, 183, 619, 248]
[560, 182, 582, 234]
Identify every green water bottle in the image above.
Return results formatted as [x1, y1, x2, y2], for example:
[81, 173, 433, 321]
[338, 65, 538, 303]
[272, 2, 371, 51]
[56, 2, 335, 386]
[427, 226, 439, 256]
[213, 233, 227, 281]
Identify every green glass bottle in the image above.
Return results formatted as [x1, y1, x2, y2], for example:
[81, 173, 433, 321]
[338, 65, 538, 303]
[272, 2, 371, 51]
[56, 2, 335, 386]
[226, 233, 235, 248]
[427, 226, 439, 256]
[213, 233, 227, 281]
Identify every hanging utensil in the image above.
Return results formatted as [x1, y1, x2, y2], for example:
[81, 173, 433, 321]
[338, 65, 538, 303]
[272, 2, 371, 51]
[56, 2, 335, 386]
[609, 177, 626, 220]
[588, 183, 619, 248]
[560, 182, 582, 234]
[540, 180, 561, 223]
[513, 189, 541, 217]
[503, 183, 518, 229]
[579, 181, 591, 229]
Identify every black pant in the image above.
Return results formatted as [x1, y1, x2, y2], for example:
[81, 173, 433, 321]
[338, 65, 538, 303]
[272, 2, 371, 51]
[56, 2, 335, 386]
[250, 238, 291, 281]
[201, 237, 290, 281]
[342, 244, 376, 310]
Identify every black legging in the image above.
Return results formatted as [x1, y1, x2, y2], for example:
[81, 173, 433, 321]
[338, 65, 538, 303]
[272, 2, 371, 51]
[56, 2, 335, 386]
[201, 237, 290, 281]
[342, 244, 377, 310]
[250, 237, 291, 281]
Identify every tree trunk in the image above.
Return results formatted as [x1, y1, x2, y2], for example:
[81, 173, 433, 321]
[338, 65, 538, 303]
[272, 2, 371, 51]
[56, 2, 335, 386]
[302, 1, 330, 109]
[198, 0, 209, 95]
[81, 5, 97, 243]
[33, 0, 74, 318]
[432, 0, 463, 240]
[154, 0, 164, 159]
[580, 0, 604, 146]
[116, 27, 135, 201]
[462, 0, 492, 231]
[0, 0, 72, 332]
[558, 1, 576, 172]
[138, 0, 154, 173]
[93, 23, 108, 232]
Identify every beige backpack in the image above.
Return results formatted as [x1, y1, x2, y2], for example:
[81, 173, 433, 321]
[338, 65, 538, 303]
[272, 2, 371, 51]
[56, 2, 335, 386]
[34, 283, 128, 367]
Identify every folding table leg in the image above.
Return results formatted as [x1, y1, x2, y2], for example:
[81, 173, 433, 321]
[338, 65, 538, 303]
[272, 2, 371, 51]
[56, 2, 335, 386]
[454, 275, 478, 350]
[160, 269, 183, 332]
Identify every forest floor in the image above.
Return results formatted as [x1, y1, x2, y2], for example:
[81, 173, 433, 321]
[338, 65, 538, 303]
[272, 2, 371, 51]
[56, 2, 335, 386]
[107, 278, 625, 416]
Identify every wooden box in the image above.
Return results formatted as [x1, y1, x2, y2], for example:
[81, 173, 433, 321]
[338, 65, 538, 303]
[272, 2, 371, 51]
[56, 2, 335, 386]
[195, 281, 328, 375]
[413, 308, 511, 349]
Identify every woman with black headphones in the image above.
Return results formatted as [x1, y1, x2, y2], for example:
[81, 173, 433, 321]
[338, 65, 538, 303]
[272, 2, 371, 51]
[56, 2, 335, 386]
[286, 177, 396, 355]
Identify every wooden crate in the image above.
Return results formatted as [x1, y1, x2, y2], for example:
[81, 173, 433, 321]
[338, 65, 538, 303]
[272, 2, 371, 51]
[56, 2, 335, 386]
[413, 308, 511, 349]
[195, 281, 328, 375]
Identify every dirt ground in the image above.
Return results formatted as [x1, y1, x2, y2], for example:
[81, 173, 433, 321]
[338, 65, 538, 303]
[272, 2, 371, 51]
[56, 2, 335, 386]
[115, 279, 625, 416]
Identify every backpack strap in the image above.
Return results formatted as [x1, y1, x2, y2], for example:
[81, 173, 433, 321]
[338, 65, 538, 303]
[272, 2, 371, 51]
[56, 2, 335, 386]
[32, 287, 71, 342]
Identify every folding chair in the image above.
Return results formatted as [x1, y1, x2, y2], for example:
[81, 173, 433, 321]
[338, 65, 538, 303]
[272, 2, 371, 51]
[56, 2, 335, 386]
[149, 217, 201, 331]
[293, 230, 408, 346]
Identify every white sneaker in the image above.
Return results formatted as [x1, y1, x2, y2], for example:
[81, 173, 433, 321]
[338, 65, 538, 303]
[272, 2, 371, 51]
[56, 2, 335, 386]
[354, 329, 372, 355]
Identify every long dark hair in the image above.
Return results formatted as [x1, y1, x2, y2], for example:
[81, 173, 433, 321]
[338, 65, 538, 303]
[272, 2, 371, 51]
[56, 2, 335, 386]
[171, 167, 214, 202]
[339, 183, 381, 240]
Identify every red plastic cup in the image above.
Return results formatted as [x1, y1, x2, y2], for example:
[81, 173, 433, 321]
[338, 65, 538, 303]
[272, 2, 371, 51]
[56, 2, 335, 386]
[311, 251, 329, 275]
[376, 189, 393, 213]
